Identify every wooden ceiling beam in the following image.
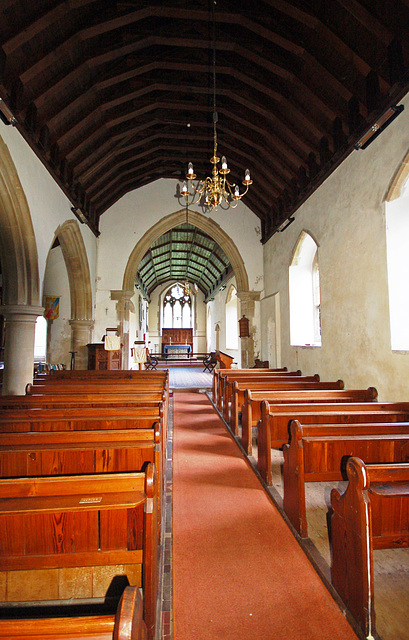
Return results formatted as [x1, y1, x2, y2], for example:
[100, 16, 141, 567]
[58, 100, 309, 180]
[337, 0, 393, 46]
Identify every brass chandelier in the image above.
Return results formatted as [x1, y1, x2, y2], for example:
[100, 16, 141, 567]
[180, 1, 252, 212]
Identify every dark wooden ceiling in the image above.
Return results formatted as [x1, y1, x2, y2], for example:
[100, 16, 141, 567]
[0, 0, 409, 242]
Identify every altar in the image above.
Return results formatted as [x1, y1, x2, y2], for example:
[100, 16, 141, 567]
[163, 344, 192, 359]
[161, 328, 193, 357]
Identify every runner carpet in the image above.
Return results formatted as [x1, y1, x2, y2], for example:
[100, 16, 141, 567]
[172, 391, 359, 640]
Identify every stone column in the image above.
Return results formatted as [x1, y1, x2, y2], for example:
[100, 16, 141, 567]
[236, 291, 260, 368]
[112, 290, 134, 369]
[1, 304, 44, 395]
[69, 319, 94, 369]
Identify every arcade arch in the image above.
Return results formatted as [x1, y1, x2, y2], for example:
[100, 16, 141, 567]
[0, 134, 42, 393]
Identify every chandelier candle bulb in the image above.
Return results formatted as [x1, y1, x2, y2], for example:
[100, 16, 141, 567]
[187, 162, 196, 179]
[244, 169, 252, 183]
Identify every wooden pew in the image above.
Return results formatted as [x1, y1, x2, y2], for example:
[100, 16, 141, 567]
[0, 465, 158, 640]
[223, 375, 313, 423]
[254, 394, 409, 484]
[216, 369, 300, 412]
[27, 373, 169, 398]
[283, 419, 409, 537]
[241, 391, 409, 456]
[222, 373, 317, 420]
[25, 384, 170, 437]
[48, 369, 168, 380]
[0, 406, 164, 432]
[0, 426, 161, 480]
[220, 371, 306, 415]
[255, 397, 409, 484]
[212, 367, 288, 406]
[1, 389, 169, 449]
[27, 381, 167, 395]
[228, 378, 344, 433]
[0, 584, 148, 640]
[0, 393, 165, 410]
[0, 425, 164, 544]
[330, 457, 409, 639]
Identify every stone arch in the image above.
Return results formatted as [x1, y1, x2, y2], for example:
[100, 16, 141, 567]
[123, 209, 249, 292]
[385, 148, 409, 201]
[120, 209, 252, 367]
[0, 134, 43, 393]
[54, 220, 93, 321]
[50, 220, 93, 369]
[0, 134, 39, 306]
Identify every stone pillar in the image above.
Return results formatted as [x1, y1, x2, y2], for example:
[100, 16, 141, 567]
[236, 291, 260, 368]
[112, 290, 134, 370]
[1, 304, 44, 395]
[69, 319, 94, 370]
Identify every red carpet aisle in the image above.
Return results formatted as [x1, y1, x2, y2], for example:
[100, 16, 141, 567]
[172, 391, 359, 640]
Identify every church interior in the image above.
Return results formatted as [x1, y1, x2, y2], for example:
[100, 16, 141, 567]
[1, 1, 409, 639]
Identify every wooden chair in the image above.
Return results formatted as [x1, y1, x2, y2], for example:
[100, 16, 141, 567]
[145, 352, 158, 370]
[203, 352, 217, 373]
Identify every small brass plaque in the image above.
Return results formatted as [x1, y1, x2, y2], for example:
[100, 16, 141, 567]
[79, 496, 103, 504]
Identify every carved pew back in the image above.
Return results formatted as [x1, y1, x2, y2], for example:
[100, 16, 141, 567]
[0, 465, 158, 639]
[283, 419, 409, 537]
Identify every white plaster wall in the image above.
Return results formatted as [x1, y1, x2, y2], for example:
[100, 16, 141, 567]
[207, 276, 241, 367]
[0, 126, 98, 308]
[42, 245, 71, 368]
[194, 289, 207, 353]
[94, 179, 263, 341]
[262, 92, 409, 401]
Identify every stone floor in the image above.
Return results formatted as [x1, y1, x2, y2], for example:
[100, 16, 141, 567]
[168, 365, 212, 389]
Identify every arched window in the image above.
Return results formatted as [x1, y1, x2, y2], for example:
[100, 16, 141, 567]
[34, 315, 47, 362]
[225, 285, 239, 350]
[163, 283, 192, 328]
[385, 176, 409, 350]
[289, 231, 322, 346]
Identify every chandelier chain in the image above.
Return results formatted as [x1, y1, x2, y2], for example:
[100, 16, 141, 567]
[179, 0, 252, 211]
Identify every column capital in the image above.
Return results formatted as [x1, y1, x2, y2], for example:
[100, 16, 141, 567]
[236, 290, 261, 303]
[111, 289, 134, 302]
[69, 319, 94, 330]
[0, 304, 44, 321]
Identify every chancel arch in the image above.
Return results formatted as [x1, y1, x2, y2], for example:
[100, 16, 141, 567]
[121, 209, 252, 367]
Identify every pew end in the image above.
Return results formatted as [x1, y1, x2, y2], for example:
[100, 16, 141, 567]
[330, 457, 409, 639]
[0, 585, 147, 640]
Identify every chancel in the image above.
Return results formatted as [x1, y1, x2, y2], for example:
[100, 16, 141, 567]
[0, 2, 409, 640]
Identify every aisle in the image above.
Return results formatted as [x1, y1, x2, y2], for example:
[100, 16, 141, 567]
[172, 391, 359, 640]
[167, 366, 212, 389]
